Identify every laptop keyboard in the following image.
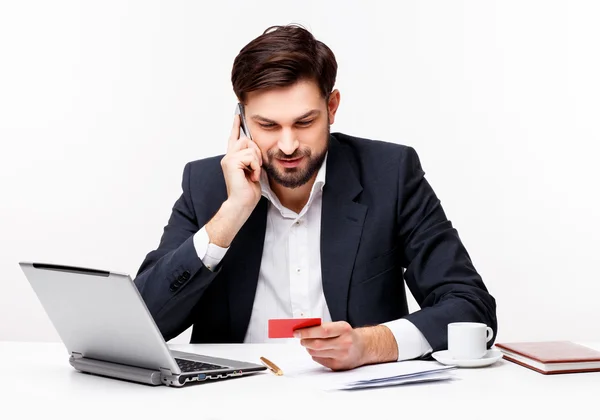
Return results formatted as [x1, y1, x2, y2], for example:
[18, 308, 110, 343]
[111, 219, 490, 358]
[175, 358, 227, 373]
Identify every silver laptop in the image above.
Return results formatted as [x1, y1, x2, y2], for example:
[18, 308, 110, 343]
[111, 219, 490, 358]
[19, 262, 266, 387]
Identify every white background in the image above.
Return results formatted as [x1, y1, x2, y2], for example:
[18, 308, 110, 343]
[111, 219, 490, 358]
[1, 0, 599, 345]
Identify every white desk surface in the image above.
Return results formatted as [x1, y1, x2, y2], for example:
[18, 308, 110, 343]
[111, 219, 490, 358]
[1, 341, 599, 420]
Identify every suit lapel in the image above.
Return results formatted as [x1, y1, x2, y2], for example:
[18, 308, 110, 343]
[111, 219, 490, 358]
[226, 197, 268, 342]
[321, 136, 367, 322]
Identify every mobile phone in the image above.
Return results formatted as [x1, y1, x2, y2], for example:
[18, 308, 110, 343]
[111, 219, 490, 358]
[235, 103, 252, 140]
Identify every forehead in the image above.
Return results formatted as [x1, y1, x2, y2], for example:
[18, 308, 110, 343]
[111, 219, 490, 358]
[246, 79, 324, 120]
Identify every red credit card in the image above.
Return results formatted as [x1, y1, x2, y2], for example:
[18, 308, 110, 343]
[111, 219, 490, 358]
[268, 318, 322, 338]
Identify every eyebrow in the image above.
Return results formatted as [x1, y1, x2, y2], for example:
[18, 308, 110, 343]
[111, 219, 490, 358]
[250, 109, 321, 124]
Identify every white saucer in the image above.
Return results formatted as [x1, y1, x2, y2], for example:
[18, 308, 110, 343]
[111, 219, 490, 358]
[431, 349, 503, 368]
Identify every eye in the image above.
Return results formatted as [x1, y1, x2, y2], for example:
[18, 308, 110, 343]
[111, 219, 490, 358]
[296, 120, 314, 127]
[259, 123, 276, 129]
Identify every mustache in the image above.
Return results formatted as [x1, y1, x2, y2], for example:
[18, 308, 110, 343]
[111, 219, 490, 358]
[267, 149, 311, 160]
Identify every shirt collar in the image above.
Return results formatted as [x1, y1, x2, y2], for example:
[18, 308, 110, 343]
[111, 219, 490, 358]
[260, 153, 328, 210]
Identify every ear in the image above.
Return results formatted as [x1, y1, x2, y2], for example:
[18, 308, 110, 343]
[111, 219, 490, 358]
[327, 89, 341, 124]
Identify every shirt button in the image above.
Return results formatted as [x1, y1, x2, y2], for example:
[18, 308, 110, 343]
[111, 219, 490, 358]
[296, 268, 301, 273]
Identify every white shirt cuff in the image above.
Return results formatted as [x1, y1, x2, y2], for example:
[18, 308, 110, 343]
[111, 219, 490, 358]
[193, 226, 229, 272]
[382, 318, 433, 361]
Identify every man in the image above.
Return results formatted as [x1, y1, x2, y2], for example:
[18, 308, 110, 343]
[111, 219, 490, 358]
[134, 24, 497, 371]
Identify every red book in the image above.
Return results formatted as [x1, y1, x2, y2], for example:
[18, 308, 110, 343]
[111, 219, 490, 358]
[495, 341, 600, 374]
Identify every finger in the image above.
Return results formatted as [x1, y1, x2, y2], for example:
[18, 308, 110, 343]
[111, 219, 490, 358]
[295, 322, 348, 340]
[252, 159, 261, 182]
[237, 148, 261, 169]
[238, 150, 261, 181]
[233, 138, 262, 169]
[300, 337, 337, 351]
[246, 140, 263, 166]
[306, 349, 348, 360]
[250, 146, 263, 175]
[228, 114, 242, 150]
[249, 160, 261, 183]
[238, 152, 260, 171]
[311, 356, 332, 369]
[306, 348, 342, 359]
[311, 356, 345, 371]
[241, 147, 262, 181]
[231, 137, 247, 153]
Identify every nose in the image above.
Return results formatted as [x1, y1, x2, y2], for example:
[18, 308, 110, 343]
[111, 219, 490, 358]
[277, 129, 299, 156]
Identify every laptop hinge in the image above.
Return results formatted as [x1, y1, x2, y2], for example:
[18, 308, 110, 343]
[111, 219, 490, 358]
[159, 367, 173, 376]
[71, 352, 83, 359]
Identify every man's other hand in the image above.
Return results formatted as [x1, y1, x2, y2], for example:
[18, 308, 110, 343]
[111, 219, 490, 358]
[295, 321, 399, 371]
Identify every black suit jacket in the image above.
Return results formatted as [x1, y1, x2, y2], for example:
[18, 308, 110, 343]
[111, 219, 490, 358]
[134, 133, 497, 352]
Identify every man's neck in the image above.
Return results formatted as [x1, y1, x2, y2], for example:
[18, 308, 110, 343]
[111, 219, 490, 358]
[269, 173, 318, 214]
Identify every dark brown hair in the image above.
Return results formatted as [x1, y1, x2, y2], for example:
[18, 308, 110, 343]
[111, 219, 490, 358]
[231, 24, 337, 103]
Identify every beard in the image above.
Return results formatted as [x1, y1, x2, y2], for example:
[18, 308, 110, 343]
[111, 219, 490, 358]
[263, 126, 329, 189]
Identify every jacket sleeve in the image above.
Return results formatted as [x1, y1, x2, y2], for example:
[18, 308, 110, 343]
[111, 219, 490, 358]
[398, 147, 498, 352]
[134, 162, 220, 341]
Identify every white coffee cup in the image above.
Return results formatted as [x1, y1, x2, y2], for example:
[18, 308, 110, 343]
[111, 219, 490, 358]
[447, 322, 493, 360]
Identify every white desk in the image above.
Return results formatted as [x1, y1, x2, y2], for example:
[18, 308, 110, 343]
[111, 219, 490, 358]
[1, 341, 599, 420]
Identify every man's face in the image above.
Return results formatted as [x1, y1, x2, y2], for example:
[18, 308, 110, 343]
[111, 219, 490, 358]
[244, 79, 340, 189]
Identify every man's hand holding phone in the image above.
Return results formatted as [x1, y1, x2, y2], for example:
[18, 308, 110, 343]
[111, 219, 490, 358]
[205, 113, 263, 248]
[223, 113, 262, 205]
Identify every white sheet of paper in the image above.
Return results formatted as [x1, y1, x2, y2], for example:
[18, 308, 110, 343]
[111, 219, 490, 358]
[281, 358, 456, 391]
[340, 372, 455, 390]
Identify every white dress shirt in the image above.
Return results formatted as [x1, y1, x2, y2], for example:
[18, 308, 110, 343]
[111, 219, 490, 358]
[193, 158, 433, 361]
